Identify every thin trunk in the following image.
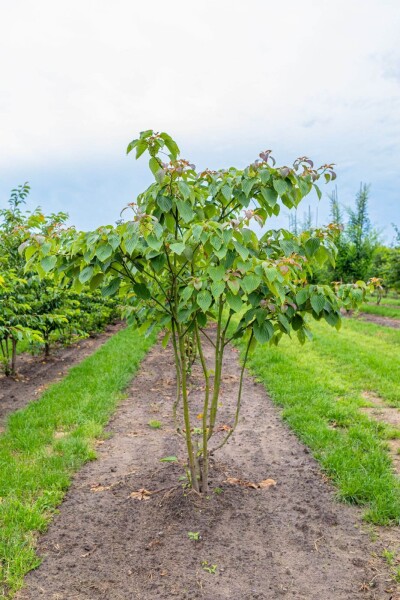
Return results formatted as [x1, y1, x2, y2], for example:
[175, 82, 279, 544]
[194, 321, 210, 493]
[171, 320, 182, 433]
[211, 331, 253, 454]
[178, 330, 199, 492]
[44, 332, 50, 357]
[208, 300, 224, 439]
[11, 338, 17, 377]
[0, 338, 10, 376]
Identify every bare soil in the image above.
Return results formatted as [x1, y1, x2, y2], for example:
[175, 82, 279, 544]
[358, 313, 400, 329]
[0, 323, 123, 431]
[16, 337, 398, 600]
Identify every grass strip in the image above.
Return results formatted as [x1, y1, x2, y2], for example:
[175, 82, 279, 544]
[308, 319, 400, 404]
[0, 325, 155, 598]
[242, 318, 400, 525]
[360, 303, 400, 319]
[365, 294, 400, 307]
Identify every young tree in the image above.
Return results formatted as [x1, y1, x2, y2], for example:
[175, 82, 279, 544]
[1, 185, 118, 374]
[322, 184, 379, 283]
[24, 131, 370, 492]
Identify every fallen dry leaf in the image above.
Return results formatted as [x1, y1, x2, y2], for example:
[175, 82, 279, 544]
[225, 477, 258, 489]
[90, 484, 112, 492]
[129, 488, 153, 501]
[215, 423, 233, 432]
[258, 479, 277, 489]
[225, 477, 277, 489]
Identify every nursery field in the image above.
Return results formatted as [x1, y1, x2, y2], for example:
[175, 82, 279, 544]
[359, 294, 400, 322]
[1, 317, 400, 599]
[2, 132, 400, 599]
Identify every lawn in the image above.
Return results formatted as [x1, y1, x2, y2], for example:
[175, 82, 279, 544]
[244, 317, 400, 525]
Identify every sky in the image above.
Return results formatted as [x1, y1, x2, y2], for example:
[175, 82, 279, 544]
[0, 0, 399, 242]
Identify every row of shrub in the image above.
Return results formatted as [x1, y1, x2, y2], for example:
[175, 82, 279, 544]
[0, 184, 120, 376]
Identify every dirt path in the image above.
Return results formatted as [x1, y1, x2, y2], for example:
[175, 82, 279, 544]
[358, 313, 400, 329]
[16, 339, 396, 599]
[0, 323, 123, 431]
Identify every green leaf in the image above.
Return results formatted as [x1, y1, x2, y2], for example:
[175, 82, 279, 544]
[79, 266, 94, 283]
[89, 272, 104, 291]
[260, 187, 278, 207]
[264, 266, 278, 282]
[160, 133, 180, 160]
[297, 328, 306, 344]
[324, 310, 340, 327]
[314, 184, 322, 200]
[180, 286, 194, 303]
[210, 235, 222, 251]
[233, 241, 249, 260]
[140, 129, 153, 138]
[214, 246, 227, 260]
[176, 199, 194, 223]
[136, 140, 147, 159]
[197, 312, 207, 327]
[305, 237, 320, 257]
[197, 290, 212, 312]
[221, 184, 232, 201]
[96, 244, 113, 261]
[161, 330, 171, 348]
[241, 274, 261, 294]
[226, 292, 243, 312]
[260, 170, 271, 184]
[169, 242, 186, 255]
[178, 181, 191, 200]
[150, 254, 165, 273]
[149, 157, 161, 176]
[134, 282, 151, 300]
[228, 279, 240, 294]
[177, 307, 193, 322]
[108, 233, 121, 250]
[126, 139, 138, 154]
[124, 234, 139, 255]
[40, 255, 57, 273]
[211, 281, 225, 298]
[253, 320, 274, 344]
[157, 195, 173, 212]
[310, 294, 325, 314]
[160, 456, 178, 463]
[222, 229, 233, 245]
[25, 245, 37, 261]
[278, 313, 290, 333]
[280, 240, 297, 256]
[147, 235, 163, 251]
[102, 277, 120, 297]
[291, 314, 303, 331]
[295, 288, 308, 306]
[273, 178, 289, 196]
[242, 178, 256, 198]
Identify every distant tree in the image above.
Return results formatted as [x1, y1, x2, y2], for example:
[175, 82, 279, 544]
[326, 183, 379, 283]
[329, 186, 342, 228]
[288, 211, 298, 235]
[300, 205, 313, 232]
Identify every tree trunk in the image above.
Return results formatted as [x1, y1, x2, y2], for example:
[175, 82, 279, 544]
[11, 338, 17, 377]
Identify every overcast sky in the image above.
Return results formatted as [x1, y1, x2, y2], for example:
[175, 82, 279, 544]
[1, 0, 399, 241]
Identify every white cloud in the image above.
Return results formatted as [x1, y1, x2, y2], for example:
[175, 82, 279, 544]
[0, 0, 399, 233]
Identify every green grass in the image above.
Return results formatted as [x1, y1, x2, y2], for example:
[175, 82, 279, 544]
[0, 325, 154, 598]
[366, 294, 400, 306]
[242, 317, 400, 525]
[359, 303, 400, 319]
